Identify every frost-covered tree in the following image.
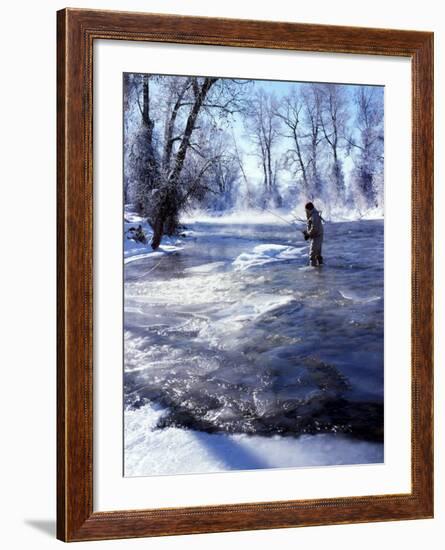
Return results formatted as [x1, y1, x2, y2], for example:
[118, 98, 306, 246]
[244, 89, 282, 208]
[277, 89, 309, 195]
[277, 85, 324, 202]
[124, 75, 249, 249]
[346, 87, 384, 209]
[319, 84, 349, 202]
[302, 84, 324, 198]
[123, 73, 161, 210]
[124, 74, 385, 229]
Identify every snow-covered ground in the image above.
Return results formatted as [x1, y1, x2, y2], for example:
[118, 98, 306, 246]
[124, 207, 184, 264]
[124, 209, 384, 477]
[125, 402, 383, 477]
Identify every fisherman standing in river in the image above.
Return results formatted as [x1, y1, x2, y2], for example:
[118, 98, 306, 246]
[303, 202, 324, 267]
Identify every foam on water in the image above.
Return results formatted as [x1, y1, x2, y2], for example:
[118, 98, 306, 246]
[233, 244, 305, 272]
[338, 290, 382, 303]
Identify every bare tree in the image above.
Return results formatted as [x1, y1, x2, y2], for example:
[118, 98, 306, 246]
[277, 85, 323, 200]
[319, 84, 349, 200]
[276, 89, 309, 193]
[302, 84, 323, 197]
[245, 88, 282, 207]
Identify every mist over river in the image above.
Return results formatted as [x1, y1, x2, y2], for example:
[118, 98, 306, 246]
[124, 218, 384, 476]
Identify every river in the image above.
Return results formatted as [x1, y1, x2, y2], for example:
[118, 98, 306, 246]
[124, 218, 384, 476]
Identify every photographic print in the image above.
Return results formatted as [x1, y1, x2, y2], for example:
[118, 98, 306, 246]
[123, 72, 384, 477]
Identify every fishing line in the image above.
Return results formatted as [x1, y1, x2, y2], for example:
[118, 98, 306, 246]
[244, 196, 305, 226]
[141, 235, 184, 276]
[125, 231, 184, 277]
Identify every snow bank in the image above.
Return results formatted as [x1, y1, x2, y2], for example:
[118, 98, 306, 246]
[124, 403, 383, 477]
[124, 206, 184, 264]
[233, 243, 305, 271]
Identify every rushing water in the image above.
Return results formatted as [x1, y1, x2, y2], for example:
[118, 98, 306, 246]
[124, 219, 384, 474]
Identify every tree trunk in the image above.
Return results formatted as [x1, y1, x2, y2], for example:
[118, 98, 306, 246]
[151, 215, 165, 250]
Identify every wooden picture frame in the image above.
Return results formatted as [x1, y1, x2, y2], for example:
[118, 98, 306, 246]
[57, 8, 434, 542]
